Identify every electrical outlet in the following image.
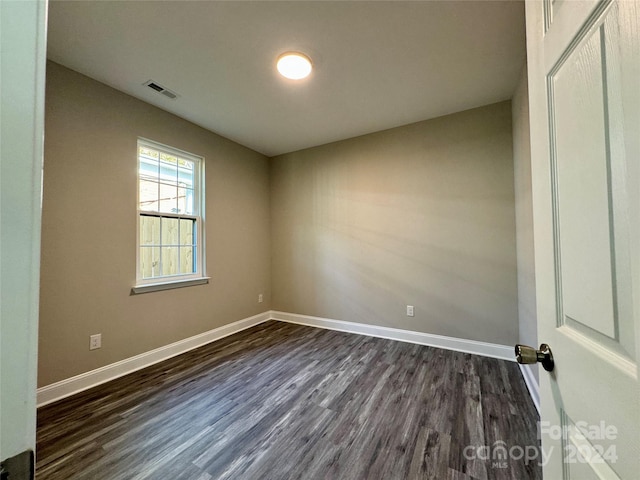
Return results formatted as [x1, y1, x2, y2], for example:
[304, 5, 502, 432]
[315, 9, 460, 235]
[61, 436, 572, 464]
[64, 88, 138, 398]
[258, 294, 263, 303]
[90, 333, 102, 350]
[406, 305, 414, 317]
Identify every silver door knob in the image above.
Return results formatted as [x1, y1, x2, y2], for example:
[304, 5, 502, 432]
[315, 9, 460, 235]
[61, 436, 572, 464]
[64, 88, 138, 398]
[515, 343, 554, 372]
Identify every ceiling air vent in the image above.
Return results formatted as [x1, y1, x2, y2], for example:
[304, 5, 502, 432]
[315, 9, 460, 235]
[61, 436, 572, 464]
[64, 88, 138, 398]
[143, 80, 179, 100]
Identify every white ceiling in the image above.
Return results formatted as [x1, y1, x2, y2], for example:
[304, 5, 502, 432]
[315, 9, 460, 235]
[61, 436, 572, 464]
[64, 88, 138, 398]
[47, 0, 526, 157]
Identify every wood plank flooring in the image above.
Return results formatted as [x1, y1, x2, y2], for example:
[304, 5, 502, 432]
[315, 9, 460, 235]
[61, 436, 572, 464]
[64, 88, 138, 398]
[37, 321, 542, 480]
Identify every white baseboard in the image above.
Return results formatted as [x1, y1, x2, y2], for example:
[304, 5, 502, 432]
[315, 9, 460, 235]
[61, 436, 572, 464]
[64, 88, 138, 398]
[37, 311, 271, 407]
[272, 311, 546, 410]
[271, 311, 515, 361]
[38, 309, 537, 411]
[518, 363, 541, 415]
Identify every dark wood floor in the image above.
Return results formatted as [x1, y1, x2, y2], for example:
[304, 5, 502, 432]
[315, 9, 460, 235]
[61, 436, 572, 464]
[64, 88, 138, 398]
[37, 321, 542, 480]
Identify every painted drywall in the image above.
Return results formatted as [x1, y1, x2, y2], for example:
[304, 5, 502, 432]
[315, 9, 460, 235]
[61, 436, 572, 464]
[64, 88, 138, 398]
[1, 0, 47, 461]
[39, 62, 271, 387]
[270, 102, 519, 345]
[512, 66, 539, 383]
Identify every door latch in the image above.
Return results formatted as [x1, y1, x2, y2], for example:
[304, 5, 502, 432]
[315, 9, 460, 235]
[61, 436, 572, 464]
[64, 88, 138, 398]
[515, 343, 554, 372]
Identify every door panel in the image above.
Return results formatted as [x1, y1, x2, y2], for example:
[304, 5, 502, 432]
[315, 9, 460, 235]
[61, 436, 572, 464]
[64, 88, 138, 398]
[550, 0, 633, 355]
[526, 0, 639, 478]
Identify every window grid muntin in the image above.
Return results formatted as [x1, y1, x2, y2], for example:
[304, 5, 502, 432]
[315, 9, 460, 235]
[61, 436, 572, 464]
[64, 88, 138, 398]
[139, 213, 198, 279]
[138, 141, 199, 216]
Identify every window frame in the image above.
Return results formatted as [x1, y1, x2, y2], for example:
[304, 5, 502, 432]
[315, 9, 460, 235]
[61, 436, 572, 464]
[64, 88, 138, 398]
[133, 138, 207, 293]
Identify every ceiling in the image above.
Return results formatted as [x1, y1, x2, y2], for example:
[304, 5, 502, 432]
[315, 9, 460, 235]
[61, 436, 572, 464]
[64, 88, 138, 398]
[47, 1, 526, 157]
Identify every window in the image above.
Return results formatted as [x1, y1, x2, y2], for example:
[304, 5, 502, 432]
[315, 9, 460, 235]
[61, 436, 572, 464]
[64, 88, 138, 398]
[134, 139, 206, 292]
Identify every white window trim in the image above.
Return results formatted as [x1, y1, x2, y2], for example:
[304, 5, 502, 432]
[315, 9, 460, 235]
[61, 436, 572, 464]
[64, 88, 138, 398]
[133, 138, 206, 293]
[131, 277, 210, 295]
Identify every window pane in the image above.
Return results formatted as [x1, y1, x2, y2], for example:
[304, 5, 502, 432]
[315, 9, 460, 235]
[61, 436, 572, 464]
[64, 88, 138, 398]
[139, 154, 160, 182]
[140, 215, 160, 245]
[140, 246, 160, 278]
[139, 146, 159, 160]
[180, 246, 195, 274]
[159, 152, 178, 186]
[161, 246, 178, 276]
[158, 183, 178, 213]
[180, 219, 194, 245]
[178, 160, 194, 189]
[176, 186, 187, 214]
[161, 217, 179, 245]
[139, 180, 159, 211]
[180, 188, 195, 215]
[178, 157, 193, 170]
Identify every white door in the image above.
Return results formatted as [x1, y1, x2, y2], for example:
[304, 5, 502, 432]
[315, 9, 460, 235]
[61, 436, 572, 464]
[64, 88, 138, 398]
[526, 0, 639, 478]
[0, 0, 47, 468]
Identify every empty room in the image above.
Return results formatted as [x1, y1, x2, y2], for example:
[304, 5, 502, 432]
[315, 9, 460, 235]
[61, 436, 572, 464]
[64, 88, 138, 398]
[2, 1, 638, 480]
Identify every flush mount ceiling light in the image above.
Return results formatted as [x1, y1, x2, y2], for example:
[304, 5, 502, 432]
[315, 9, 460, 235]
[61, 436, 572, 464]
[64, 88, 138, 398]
[277, 52, 312, 80]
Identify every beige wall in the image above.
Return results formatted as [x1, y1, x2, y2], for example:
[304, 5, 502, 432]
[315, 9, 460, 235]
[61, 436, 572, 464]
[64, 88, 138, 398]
[41, 62, 521, 387]
[39, 62, 271, 387]
[512, 65, 539, 382]
[270, 101, 519, 345]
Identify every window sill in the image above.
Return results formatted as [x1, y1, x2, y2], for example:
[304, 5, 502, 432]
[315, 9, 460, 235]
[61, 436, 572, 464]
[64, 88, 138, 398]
[131, 277, 210, 295]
